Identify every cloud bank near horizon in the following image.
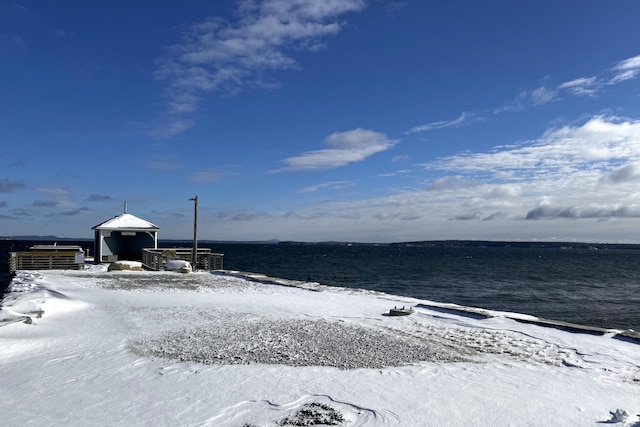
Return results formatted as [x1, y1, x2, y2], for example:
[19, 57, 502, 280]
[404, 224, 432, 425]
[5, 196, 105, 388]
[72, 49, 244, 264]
[199, 115, 640, 242]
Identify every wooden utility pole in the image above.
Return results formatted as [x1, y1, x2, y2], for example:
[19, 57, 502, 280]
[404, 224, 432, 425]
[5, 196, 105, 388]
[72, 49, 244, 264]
[189, 196, 198, 268]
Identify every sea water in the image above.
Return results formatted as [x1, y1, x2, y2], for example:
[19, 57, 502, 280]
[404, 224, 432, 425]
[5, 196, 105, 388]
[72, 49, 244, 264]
[206, 243, 640, 331]
[1, 240, 639, 331]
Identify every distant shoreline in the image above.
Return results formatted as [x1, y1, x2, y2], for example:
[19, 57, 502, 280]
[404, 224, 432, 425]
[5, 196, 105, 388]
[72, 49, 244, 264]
[3, 236, 640, 251]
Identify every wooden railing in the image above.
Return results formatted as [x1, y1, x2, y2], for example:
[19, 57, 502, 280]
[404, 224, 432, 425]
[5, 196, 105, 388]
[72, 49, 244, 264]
[142, 248, 223, 271]
[9, 251, 85, 273]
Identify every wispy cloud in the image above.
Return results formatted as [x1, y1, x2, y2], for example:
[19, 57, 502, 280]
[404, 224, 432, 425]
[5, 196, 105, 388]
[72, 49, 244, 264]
[517, 54, 640, 103]
[86, 194, 112, 202]
[527, 86, 558, 106]
[391, 154, 409, 163]
[231, 211, 270, 221]
[189, 170, 226, 183]
[559, 76, 600, 97]
[148, 118, 195, 140]
[408, 53, 640, 136]
[0, 179, 25, 193]
[504, 85, 559, 110]
[33, 200, 59, 208]
[9, 208, 31, 218]
[406, 112, 471, 134]
[555, 54, 640, 96]
[276, 128, 397, 172]
[49, 207, 90, 217]
[154, 0, 366, 137]
[299, 180, 352, 193]
[609, 54, 640, 84]
[377, 169, 410, 178]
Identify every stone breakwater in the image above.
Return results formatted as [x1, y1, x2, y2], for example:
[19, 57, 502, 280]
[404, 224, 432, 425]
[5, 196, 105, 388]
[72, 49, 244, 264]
[130, 314, 468, 370]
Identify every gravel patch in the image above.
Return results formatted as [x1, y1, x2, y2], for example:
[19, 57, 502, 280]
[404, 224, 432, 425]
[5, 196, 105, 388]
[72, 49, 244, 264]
[67, 271, 251, 293]
[129, 313, 468, 369]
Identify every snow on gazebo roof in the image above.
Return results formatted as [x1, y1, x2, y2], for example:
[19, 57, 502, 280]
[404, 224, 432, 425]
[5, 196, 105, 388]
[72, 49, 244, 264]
[92, 213, 159, 231]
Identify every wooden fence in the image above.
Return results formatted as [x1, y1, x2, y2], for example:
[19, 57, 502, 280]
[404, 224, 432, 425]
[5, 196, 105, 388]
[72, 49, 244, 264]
[142, 248, 224, 271]
[9, 251, 85, 274]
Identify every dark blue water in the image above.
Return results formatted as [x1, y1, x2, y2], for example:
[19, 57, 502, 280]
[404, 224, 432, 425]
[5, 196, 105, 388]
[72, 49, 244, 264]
[202, 243, 640, 332]
[2, 240, 639, 331]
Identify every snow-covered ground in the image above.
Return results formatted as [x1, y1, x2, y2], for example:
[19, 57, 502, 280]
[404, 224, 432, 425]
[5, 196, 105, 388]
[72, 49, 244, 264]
[1, 265, 639, 426]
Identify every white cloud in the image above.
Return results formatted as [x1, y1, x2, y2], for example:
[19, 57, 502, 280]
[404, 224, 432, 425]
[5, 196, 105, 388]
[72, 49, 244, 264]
[427, 116, 640, 176]
[406, 112, 471, 134]
[486, 184, 522, 198]
[610, 54, 640, 84]
[559, 76, 600, 97]
[154, 0, 366, 136]
[525, 86, 558, 106]
[277, 128, 397, 172]
[415, 115, 640, 225]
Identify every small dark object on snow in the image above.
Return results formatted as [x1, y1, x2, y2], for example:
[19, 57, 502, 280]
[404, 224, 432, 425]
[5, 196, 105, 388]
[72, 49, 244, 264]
[388, 306, 415, 316]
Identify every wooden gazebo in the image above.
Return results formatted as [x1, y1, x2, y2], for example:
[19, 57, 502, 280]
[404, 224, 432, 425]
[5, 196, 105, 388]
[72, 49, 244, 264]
[92, 206, 159, 263]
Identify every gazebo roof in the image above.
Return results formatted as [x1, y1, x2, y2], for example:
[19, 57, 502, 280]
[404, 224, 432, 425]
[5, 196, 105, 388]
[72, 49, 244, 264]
[92, 213, 159, 231]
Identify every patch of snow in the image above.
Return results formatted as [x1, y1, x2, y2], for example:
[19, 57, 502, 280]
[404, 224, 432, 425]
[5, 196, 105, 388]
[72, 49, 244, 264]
[164, 259, 192, 273]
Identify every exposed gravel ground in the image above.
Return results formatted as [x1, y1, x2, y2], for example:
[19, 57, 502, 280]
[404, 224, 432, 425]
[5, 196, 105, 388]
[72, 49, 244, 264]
[129, 312, 469, 369]
[68, 271, 253, 293]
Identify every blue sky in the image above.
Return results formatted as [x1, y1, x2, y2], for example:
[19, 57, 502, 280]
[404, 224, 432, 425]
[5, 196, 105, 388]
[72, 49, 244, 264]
[2, 0, 640, 243]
